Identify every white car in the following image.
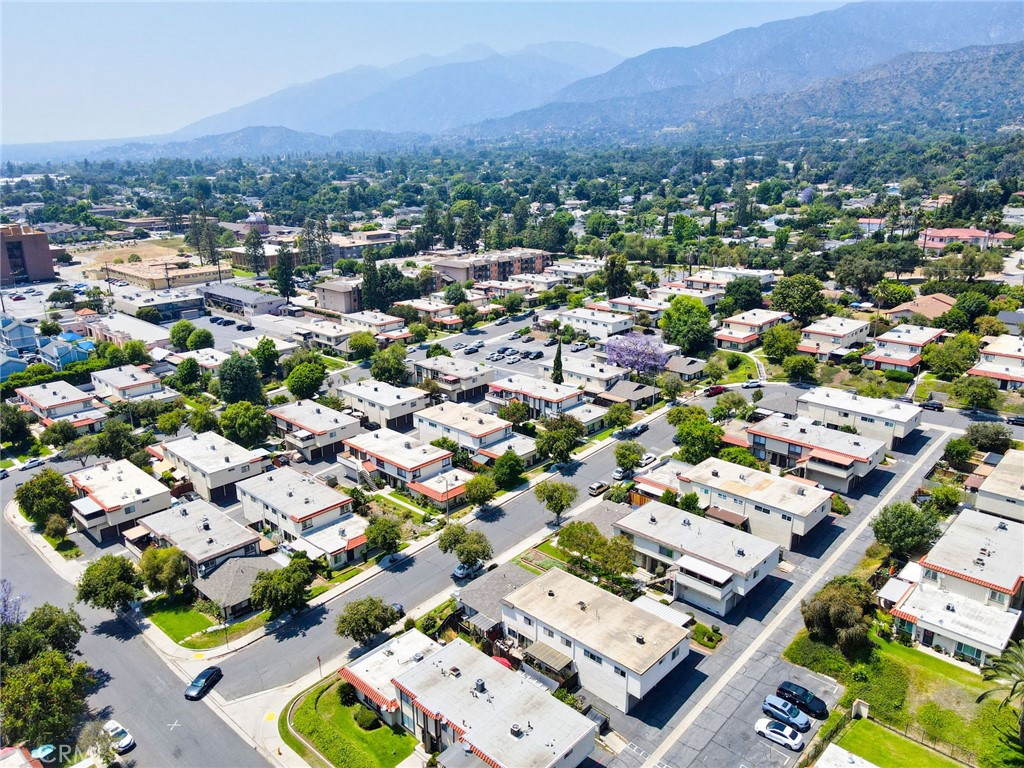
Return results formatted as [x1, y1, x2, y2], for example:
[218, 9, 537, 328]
[452, 561, 484, 580]
[742, 379, 766, 389]
[612, 467, 632, 481]
[639, 453, 657, 467]
[19, 457, 45, 471]
[103, 720, 135, 753]
[754, 718, 803, 751]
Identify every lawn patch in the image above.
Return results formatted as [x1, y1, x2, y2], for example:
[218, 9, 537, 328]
[838, 718, 962, 768]
[41, 534, 82, 559]
[143, 594, 215, 643]
[180, 610, 269, 649]
[783, 630, 853, 680]
[536, 539, 570, 562]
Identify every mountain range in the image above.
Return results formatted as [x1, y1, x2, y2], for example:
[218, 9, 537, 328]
[5, 2, 1022, 161]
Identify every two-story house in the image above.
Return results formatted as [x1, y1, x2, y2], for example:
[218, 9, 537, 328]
[337, 379, 427, 430]
[15, 380, 108, 434]
[343, 428, 452, 490]
[715, 309, 789, 351]
[392, 299, 462, 329]
[796, 387, 922, 449]
[649, 283, 722, 310]
[556, 308, 634, 340]
[588, 296, 673, 323]
[676, 458, 833, 550]
[266, 399, 361, 461]
[535, 357, 630, 393]
[486, 375, 585, 420]
[968, 334, 1024, 390]
[500, 569, 691, 714]
[890, 510, 1023, 665]
[0, 314, 37, 352]
[508, 272, 565, 293]
[743, 415, 886, 493]
[90, 364, 179, 405]
[338, 310, 407, 337]
[611, 500, 781, 617]
[862, 324, 946, 372]
[415, 402, 512, 452]
[410, 357, 495, 402]
[158, 431, 271, 501]
[69, 459, 173, 542]
[975, 449, 1024, 523]
[796, 317, 871, 361]
[683, 267, 775, 292]
[37, 338, 90, 371]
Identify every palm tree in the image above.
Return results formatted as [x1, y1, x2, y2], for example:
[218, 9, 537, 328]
[977, 640, 1024, 746]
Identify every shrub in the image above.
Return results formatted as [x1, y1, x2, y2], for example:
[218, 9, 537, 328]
[338, 682, 357, 706]
[882, 369, 914, 383]
[553, 688, 584, 711]
[419, 614, 439, 636]
[403, 617, 416, 632]
[831, 495, 851, 516]
[353, 705, 381, 731]
[783, 631, 853, 680]
[725, 352, 743, 370]
[839, 657, 909, 726]
[692, 623, 723, 649]
[848, 362, 865, 375]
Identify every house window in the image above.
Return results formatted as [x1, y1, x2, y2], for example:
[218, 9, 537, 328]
[658, 545, 674, 558]
[884, 421, 894, 427]
[781, 513, 792, 522]
[924, 569, 939, 582]
[442, 458, 451, 467]
[753, 434, 766, 445]
[523, 616, 533, 626]
[583, 649, 603, 664]
[613, 666, 626, 677]
[716, 492, 726, 500]
[396, 468, 407, 479]
[860, 416, 875, 423]
[754, 504, 771, 515]
[839, 412, 849, 418]
[955, 641, 982, 661]
[124, 505, 135, 514]
[241, 465, 249, 473]
[671, 648, 680, 660]
[989, 590, 1007, 605]
[561, 636, 571, 648]
[543, 627, 554, 638]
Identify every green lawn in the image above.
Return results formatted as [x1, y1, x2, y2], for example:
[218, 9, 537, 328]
[42, 534, 82, 559]
[838, 719, 962, 768]
[0, 458, 13, 469]
[180, 610, 270, 650]
[536, 539, 570, 562]
[143, 594, 215, 643]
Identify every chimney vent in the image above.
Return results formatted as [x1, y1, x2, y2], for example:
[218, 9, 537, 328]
[635, 634, 645, 644]
[475, 678, 485, 693]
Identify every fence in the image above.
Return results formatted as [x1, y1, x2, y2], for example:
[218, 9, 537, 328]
[869, 717, 978, 766]
[797, 710, 852, 767]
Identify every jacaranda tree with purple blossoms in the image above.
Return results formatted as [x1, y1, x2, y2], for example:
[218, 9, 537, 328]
[606, 332, 668, 375]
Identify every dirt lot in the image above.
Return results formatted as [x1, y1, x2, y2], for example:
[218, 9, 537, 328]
[70, 236, 187, 267]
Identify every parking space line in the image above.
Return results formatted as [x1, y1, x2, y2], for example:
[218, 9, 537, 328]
[768, 746, 792, 765]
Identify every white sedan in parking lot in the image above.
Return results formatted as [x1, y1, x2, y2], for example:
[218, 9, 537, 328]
[754, 718, 804, 751]
[742, 379, 766, 388]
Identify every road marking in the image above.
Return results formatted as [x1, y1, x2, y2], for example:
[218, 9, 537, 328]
[625, 742, 649, 758]
[768, 746, 792, 765]
[168, 720, 182, 730]
[265, 711, 276, 722]
[193, 653, 205, 659]
[640, 429, 954, 767]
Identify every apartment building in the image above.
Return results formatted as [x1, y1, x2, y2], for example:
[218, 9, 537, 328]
[677, 458, 833, 550]
[968, 334, 1024, 390]
[975, 449, 1024, 523]
[501, 569, 691, 714]
[891, 511, 1023, 665]
[649, 283, 723, 310]
[862, 324, 945, 372]
[432, 248, 552, 283]
[329, 229, 400, 260]
[315, 277, 363, 314]
[337, 379, 427, 429]
[338, 310, 407, 336]
[343, 428, 452, 489]
[415, 402, 512, 451]
[474, 279, 531, 299]
[384, 637, 596, 768]
[15, 380, 108, 433]
[85, 256, 222, 290]
[796, 387, 923, 449]
[0, 315, 37, 352]
[796, 317, 871, 360]
[486, 375, 585, 419]
[410, 357, 495, 402]
[198, 284, 287, 317]
[0, 347, 28, 383]
[612, 500, 781, 617]
[68, 459, 172, 542]
[744, 415, 885, 493]
[683, 267, 775, 292]
[545, 261, 602, 282]
[159, 431, 271, 501]
[881, 292, 956, 323]
[267, 399, 361, 460]
[589, 295, 673, 322]
[232, 334, 300, 358]
[79, 312, 171, 350]
[509, 272, 565, 293]
[916, 227, 1012, 253]
[556, 308, 633, 340]
[112, 291, 205, 322]
[138, 500, 260, 580]
[1, 223, 58, 284]
[164, 348, 230, 376]
[406, 467, 477, 511]
[715, 309, 789, 352]
[91, 364, 178, 405]
[393, 299, 462, 328]
[535, 357, 630, 393]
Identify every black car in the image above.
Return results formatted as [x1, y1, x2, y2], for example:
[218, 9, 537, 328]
[1006, 415, 1024, 426]
[185, 666, 223, 700]
[529, 350, 544, 360]
[633, 423, 649, 435]
[543, 337, 559, 347]
[464, 346, 478, 354]
[776, 681, 828, 719]
[920, 400, 944, 412]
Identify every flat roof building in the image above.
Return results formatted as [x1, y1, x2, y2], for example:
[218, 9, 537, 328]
[411, 356, 495, 402]
[343, 428, 452, 490]
[91, 364, 178, 405]
[415, 402, 512, 452]
[160, 431, 270, 501]
[969, 334, 1024, 391]
[266, 399, 360, 460]
[501, 569, 690, 713]
[198, 284, 287, 317]
[69, 459, 172, 542]
[796, 316, 871, 360]
[535, 356, 630, 393]
[78, 312, 171, 350]
[486, 375, 585, 419]
[796, 386, 923, 449]
[315, 277, 363, 315]
[976, 449, 1024, 523]
[556, 308, 634, 339]
[337, 379, 427, 429]
[112, 291, 205, 322]
[15, 380, 108, 433]
[1, 223, 58, 284]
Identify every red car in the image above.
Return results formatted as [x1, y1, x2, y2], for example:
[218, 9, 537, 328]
[704, 385, 727, 397]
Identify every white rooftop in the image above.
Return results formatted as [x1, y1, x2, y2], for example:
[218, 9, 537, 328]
[91, 313, 169, 343]
[635, 459, 693, 493]
[815, 744, 880, 768]
[797, 386, 922, 423]
[898, 582, 1021, 654]
[725, 309, 788, 326]
[236, 467, 351, 516]
[394, 298, 453, 313]
[875, 324, 945, 346]
[267, 399, 358, 435]
[341, 310, 405, 327]
[345, 428, 452, 471]
[681, 458, 833, 518]
[536, 356, 629, 380]
[605, 295, 673, 311]
[490, 375, 580, 403]
[341, 629, 442, 712]
[414, 356, 494, 379]
[168, 348, 231, 369]
[233, 335, 300, 354]
[298, 512, 369, 556]
[69, 459, 169, 509]
[801, 316, 870, 336]
[91, 364, 160, 390]
[614, 500, 778, 578]
[417, 402, 510, 437]
[393, 639, 595, 768]
[750, 415, 885, 462]
[502, 569, 690, 675]
[981, 334, 1024, 358]
[162, 431, 268, 473]
[339, 379, 424, 406]
[141, 500, 258, 564]
[16, 380, 93, 409]
[923, 508, 1023, 593]
[558, 307, 633, 325]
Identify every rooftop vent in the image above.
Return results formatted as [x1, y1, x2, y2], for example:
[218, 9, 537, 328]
[945, 603, 956, 613]
[413, 652, 424, 662]
[202, 520, 210, 530]
[737, 548, 745, 557]
[799, 428, 807, 434]
[475, 678, 485, 693]
[404, 442, 411, 449]
[511, 723, 523, 738]
[577, 601, 587, 611]
[547, 589, 555, 597]
[797, 487, 806, 496]
[207, 537, 214, 544]
[135, 488, 141, 495]
[449, 666, 461, 677]
[682, 518, 691, 527]
[224, 456, 230, 463]
[287, 490, 293, 497]
[996, 521, 1009, 531]
[635, 634, 645, 644]
[711, 469, 719, 477]
[973, 558, 985, 566]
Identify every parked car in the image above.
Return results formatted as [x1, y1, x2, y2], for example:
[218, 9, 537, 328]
[520, 334, 534, 343]
[544, 337, 559, 347]
[505, 355, 522, 365]
[776, 680, 829, 719]
[742, 379, 765, 389]
[220, 318, 236, 327]
[639, 453, 657, 467]
[183, 491, 201, 502]
[762, 695, 811, 732]
[209, 316, 224, 324]
[495, 316, 509, 326]
[390, 602, 405, 618]
[588, 481, 610, 496]
[1006, 415, 1024, 426]
[612, 467, 632, 481]
[184, 666, 223, 700]
[507, 332, 520, 340]
[498, 346, 517, 355]
[486, 352, 504, 361]
[704, 385, 727, 397]
[452, 561, 484, 580]
[19, 458, 45, 471]
[570, 342, 587, 352]
[452, 342, 466, 350]
[237, 324, 254, 332]
[920, 400, 944, 412]
[528, 350, 544, 360]
[103, 720, 135, 753]
[464, 346, 478, 354]
[633, 423, 649, 435]
[894, 395, 914, 403]
[0, 469, 9, 480]
[754, 718, 804, 751]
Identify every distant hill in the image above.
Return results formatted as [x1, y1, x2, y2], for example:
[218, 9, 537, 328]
[171, 42, 622, 138]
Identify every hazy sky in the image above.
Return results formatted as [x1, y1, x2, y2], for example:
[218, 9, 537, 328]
[2, 1, 848, 145]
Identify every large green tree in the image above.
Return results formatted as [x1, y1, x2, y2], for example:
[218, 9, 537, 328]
[365, 514, 403, 556]
[800, 575, 874, 658]
[370, 344, 409, 386]
[286, 361, 326, 400]
[492, 449, 525, 489]
[335, 597, 400, 645]
[274, 242, 295, 302]
[923, 332, 980, 380]
[0, 650, 89, 745]
[169, 320, 195, 351]
[243, 227, 266, 275]
[219, 401, 271, 448]
[614, 440, 645, 471]
[251, 337, 280, 378]
[347, 331, 379, 360]
[950, 376, 999, 410]
[0, 402, 32, 445]
[673, 417, 723, 464]
[870, 501, 941, 557]
[463, 475, 497, 509]
[770, 275, 826, 323]
[139, 547, 188, 594]
[660, 295, 713, 355]
[533, 480, 578, 525]
[219, 352, 265, 404]
[15, 468, 75, 526]
[605, 252, 632, 299]
[76, 554, 143, 611]
[761, 325, 800, 363]
[250, 554, 315, 618]
[186, 328, 215, 351]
